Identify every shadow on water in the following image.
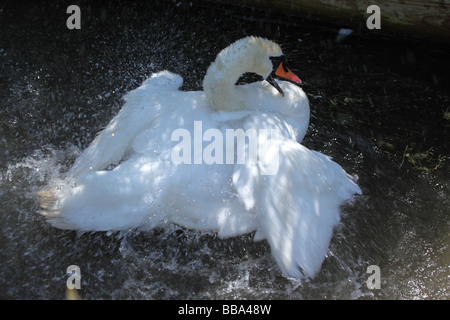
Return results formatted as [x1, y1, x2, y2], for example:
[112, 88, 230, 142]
[0, 0, 448, 299]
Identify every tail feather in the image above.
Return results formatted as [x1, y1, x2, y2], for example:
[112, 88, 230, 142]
[37, 188, 78, 229]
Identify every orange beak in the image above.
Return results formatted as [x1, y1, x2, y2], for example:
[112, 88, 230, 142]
[275, 62, 302, 84]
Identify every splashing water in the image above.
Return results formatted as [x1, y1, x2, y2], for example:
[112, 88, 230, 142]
[1, 1, 448, 300]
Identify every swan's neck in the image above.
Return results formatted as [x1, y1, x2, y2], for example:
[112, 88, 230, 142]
[203, 37, 282, 112]
[203, 58, 252, 112]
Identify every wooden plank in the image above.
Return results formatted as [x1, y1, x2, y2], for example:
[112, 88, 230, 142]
[214, 0, 450, 43]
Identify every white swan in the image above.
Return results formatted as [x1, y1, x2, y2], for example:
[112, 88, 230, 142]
[39, 36, 361, 279]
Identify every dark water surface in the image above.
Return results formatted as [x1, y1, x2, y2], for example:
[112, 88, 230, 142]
[0, 0, 448, 299]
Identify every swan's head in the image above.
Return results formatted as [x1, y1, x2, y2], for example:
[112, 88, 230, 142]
[204, 36, 302, 111]
[267, 54, 301, 97]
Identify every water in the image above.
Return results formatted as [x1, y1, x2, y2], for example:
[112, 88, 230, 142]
[1, 0, 448, 299]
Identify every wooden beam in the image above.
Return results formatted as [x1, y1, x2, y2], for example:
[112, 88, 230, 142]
[214, 0, 450, 43]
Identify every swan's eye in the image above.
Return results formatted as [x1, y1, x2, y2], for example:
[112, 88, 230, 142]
[270, 55, 291, 74]
[270, 55, 285, 70]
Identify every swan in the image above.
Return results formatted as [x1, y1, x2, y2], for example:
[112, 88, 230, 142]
[39, 36, 361, 279]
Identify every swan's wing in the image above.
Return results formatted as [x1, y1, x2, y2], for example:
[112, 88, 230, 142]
[231, 115, 361, 279]
[260, 141, 360, 279]
[68, 71, 183, 177]
[42, 154, 173, 231]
